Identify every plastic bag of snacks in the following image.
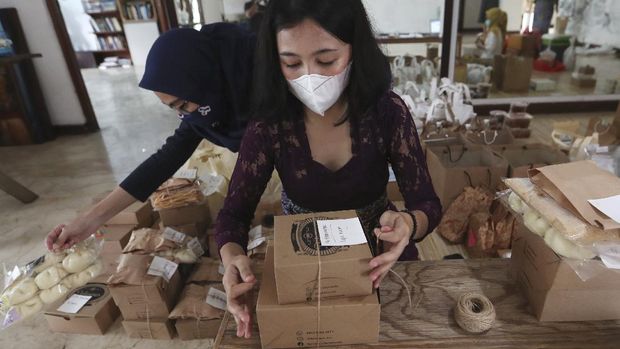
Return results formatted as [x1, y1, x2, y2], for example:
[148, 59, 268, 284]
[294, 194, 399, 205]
[150, 178, 205, 210]
[122, 228, 204, 264]
[0, 236, 103, 328]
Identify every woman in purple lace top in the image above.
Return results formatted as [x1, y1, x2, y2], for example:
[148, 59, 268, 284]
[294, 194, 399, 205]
[218, 0, 441, 338]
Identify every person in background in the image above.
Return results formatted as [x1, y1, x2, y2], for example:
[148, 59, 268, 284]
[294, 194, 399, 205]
[476, 7, 508, 59]
[478, 0, 500, 24]
[45, 23, 256, 251]
[217, 0, 442, 338]
[533, 0, 558, 34]
[243, 0, 265, 33]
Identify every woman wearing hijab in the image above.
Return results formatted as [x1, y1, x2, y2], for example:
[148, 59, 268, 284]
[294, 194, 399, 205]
[476, 7, 508, 59]
[45, 23, 255, 250]
[217, 0, 441, 338]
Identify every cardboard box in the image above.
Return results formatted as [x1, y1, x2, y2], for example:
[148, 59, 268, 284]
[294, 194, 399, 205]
[158, 220, 208, 238]
[490, 144, 569, 178]
[157, 201, 210, 227]
[493, 55, 533, 92]
[99, 224, 135, 255]
[207, 229, 219, 259]
[571, 76, 596, 88]
[122, 319, 175, 340]
[106, 201, 153, 227]
[108, 255, 183, 320]
[274, 211, 373, 305]
[175, 318, 221, 340]
[44, 283, 120, 335]
[511, 223, 620, 321]
[258, 245, 380, 349]
[101, 253, 121, 276]
[187, 258, 223, 284]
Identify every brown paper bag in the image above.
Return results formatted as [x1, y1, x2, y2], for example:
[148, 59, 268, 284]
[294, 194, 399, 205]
[529, 161, 620, 230]
[426, 145, 509, 209]
[122, 228, 180, 254]
[598, 103, 620, 146]
[169, 284, 225, 320]
[491, 144, 569, 178]
[187, 258, 222, 284]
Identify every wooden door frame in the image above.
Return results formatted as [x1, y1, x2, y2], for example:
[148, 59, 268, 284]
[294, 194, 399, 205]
[45, 0, 99, 134]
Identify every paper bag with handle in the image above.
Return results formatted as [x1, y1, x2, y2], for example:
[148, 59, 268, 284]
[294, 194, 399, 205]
[529, 160, 620, 230]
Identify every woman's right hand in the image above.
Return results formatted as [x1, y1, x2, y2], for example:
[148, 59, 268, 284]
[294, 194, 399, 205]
[223, 254, 257, 339]
[45, 217, 99, 252]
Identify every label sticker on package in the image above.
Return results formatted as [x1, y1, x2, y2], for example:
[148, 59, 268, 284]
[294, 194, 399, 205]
[147, 256, 178, 282]
[594, 242, 620, 269]
[316, 218, 367, 246]
[57, 294, 92, 314]
[247, 237, 266, 251]
[248, 226, 262, 241]
[174, 168, 197, 180]
[163, 227, 187, 244]
[205, 287, 227, 310]
[200, 174, 225, 196]
[218, 263, 225, 275]
[187, 237, 204, 257]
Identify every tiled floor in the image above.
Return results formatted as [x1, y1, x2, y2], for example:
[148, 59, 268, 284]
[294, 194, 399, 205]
[0, 67, 616, 348]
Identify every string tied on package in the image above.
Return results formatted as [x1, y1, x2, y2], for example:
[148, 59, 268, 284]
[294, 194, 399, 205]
[454, 292, 496, 334]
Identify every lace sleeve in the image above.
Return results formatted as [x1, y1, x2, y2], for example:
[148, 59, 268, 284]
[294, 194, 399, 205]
[214, 120, 275, 254]
[384, 92, 442, 238]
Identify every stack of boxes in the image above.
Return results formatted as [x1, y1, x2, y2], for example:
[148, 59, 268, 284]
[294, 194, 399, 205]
[494, 33, 536, 93]
[257, 210, 380, 349]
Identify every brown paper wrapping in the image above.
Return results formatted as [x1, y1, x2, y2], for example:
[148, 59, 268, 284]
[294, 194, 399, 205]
[122, 228, 181, 254]
[169, 284, 224, 320]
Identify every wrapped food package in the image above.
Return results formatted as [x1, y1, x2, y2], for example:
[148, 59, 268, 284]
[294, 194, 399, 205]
[16, 296, 43, 319]
[62, 249, 97, 273]
[40, 282, 70, 304]
[34, 265, 68, 290]
[122, 228, 180, 254]
[150, 178, 205, 210]
[6, 278, 38, 306]
[437, 187, 494, 242]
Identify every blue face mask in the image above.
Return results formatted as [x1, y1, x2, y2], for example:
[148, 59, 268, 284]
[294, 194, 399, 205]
[485, 19, 492, 27]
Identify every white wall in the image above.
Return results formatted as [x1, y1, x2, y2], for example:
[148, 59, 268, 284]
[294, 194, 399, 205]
[363, 0, 444, 34]
[124, 21, 160, 67]
[500, 0, 525, 32]
[0, 0, 86, 126]
[58, 0, 97, 51]
[222, 0, 244, 21]
[201, 0, 224, 24]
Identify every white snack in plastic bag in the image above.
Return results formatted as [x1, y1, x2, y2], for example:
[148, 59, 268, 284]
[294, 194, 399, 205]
[523, 206, 551, 237]
[16, 296, 43, 319]
[62, 249, 97, 273]
[174, 248, 198, 264]
[7, 278, 39, 306]
[544, 227, 596, 260]
[64, 271, 91, 289]
[39, 282, 70, 304]
[508, 192, 525, 214]
[79, 259, 103, 280]
[34, 264, 68, 290]
[33, 252, 66, 274]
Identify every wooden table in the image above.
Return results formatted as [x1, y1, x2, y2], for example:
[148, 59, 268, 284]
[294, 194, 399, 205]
[216, 259, 620, 348]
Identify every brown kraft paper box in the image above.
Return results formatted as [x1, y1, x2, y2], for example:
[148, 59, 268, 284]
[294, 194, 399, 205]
[107, 254, 182, 320]
[106, 200, 154, 227]
[157, 201, 210, 227]
[274, 210, 373, 305]
[511, 223, 620, 321]
[122, 319, 176, 339]
[169, 284, 225, 340]
[158, 220, 208, 238]
[258, 245, 380, 348]
[490, 144, 568, 178]
[493, 55, 533, 92]
[99, 224, 135, 255]
[44, 283, 120, 335]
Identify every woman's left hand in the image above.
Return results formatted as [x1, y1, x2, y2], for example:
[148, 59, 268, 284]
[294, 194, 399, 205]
[368, 210, 414, 289]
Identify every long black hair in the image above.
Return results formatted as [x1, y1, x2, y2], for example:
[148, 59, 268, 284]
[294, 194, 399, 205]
[251, 0, 391, 123]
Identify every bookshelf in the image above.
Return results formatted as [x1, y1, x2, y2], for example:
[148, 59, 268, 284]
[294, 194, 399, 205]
[80, 0, 131, 67]
[117, 0, 172, 32]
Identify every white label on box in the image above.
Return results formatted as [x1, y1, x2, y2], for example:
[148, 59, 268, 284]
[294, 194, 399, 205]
[588, 195, 620, 224]
[174, 168, 197, 180]
[248, 225, 262, 241]
[594, 242, 620, 269]
[596, 146, 609, 154]
[247, 237, 266, 251]
[218, 263, 225, 275]
[162, 227, 186, 244]
[57, 294, 92, 314]
[317, 218, 367, 246]
[188, 237, 204, 257]
[205, 287, 227, 311]
[200, 174, 225, 196]
[147, 256, 178, 282]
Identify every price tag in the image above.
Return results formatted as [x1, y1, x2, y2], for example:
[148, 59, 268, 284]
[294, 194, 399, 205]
[316, 218, 367, 246]
[205, 287, 227, 311]
[57, 294, 92, 314]
[162, 227, 186, 244]
[247, 237, 266, 251]
[175, 168, 197, 180]
[147, 256, 178, 282]
[187, 237, 205, 257]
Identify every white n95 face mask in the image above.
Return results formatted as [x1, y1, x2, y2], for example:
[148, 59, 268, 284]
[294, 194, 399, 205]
[287, 62, 352, 116]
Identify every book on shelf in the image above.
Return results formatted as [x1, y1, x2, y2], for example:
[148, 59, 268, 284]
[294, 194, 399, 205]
[89, 17, 123, 33]
[124, 2, 154, 20]
[83, 0, 118, 13]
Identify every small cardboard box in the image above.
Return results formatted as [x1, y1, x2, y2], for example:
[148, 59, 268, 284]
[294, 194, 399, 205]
[108, 255, 183, 320]
[122, 319, 175, 340]
[511, 223, 620, 321]
[571, 76, 596, 88]
[157, 201, 210, 227]
[493, 55, 533, 92]
[158, 220, 208, 238]
[99, 224, 135, 255]
[44, 283, 120, 335]
[187, 258, 223, 284]
[274, 210, 373, 305]
[106, 201, 153, 227]
[258, 245, 380, 349]
[169, 284, 225, 340]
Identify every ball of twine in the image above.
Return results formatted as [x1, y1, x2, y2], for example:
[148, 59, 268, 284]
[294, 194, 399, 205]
[454, 293, 496, 334]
